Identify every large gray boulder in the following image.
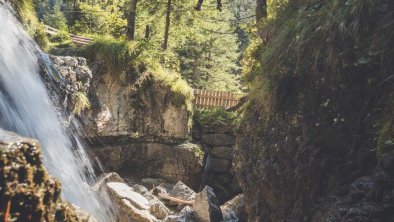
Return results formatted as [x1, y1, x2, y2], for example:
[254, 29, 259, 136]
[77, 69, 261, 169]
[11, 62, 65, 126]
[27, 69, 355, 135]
[193, 186, 223, 222]
[169, 181, 196, 202]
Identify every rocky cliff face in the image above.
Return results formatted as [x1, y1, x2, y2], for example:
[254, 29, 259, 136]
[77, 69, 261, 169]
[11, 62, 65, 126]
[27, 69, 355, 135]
[86, 67, 190, 142]
[236, 1, 394, 221]
[83, 64, 203, 188]
[0, 129, 86, 222]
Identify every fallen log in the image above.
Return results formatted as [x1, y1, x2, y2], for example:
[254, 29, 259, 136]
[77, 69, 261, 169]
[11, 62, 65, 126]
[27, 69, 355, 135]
[157, 192, 194, 205]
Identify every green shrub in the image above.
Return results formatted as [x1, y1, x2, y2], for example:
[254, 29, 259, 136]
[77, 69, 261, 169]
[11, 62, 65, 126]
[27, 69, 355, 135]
[72, 92, 91, 115]
[193, 107, 238, 128]
[50, 31, 71, 43]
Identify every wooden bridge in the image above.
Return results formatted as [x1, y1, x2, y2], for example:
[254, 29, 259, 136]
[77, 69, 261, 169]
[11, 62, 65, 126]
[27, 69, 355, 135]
[193, 89, 240, 109]
[44, 26, 241, 109]
[44, 25, 93, 46]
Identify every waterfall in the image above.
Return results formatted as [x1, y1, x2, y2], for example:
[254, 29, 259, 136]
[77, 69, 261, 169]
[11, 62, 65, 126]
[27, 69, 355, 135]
[0, 5, 115, 221]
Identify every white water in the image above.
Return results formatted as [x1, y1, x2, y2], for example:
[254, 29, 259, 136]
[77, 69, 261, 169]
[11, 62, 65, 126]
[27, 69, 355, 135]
[0, 5, 115, 221]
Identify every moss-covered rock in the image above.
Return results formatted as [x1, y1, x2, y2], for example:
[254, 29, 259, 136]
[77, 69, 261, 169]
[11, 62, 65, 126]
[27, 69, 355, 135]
[236, 0, 394, 221]
[0, 129, 83, 222]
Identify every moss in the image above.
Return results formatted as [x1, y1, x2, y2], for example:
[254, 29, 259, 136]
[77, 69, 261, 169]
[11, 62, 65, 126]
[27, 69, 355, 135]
[72, 92, 91, 115]
[0, 138, 81, 222]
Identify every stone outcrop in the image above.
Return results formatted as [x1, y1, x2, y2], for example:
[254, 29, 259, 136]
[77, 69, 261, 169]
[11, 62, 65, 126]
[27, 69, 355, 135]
[193, 186, 223, 222]
[193, 125, 240, 203]
[221, 194, 246, 221]
[0, 129, 87, 222]
[93, 142, 204, 187]
[86, 69, 190, 141]
[78, 62, 206, 189]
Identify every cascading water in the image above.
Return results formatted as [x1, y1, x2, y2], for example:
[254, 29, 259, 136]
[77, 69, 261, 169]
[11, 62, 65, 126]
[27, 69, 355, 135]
[0, 4, 115, 221]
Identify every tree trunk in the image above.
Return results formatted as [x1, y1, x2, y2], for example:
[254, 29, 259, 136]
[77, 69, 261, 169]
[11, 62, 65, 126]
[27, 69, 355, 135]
[163, 0, 172, 50]
[256, 0, 268, 42]
[255, 0, 267, 22]
[144, 25, 150, 39]
[127, 0, 138, 40]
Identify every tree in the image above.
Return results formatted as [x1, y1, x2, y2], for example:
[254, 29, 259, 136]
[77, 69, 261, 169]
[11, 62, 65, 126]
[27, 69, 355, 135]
[127, 0, 138, 40]
[163, 0, 172, 49]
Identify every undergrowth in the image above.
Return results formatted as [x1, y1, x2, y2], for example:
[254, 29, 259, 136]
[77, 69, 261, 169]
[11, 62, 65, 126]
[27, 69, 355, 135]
[243, 0, 394, 109]
[193, 107, 238, 128]
[11, 0, 48, 49]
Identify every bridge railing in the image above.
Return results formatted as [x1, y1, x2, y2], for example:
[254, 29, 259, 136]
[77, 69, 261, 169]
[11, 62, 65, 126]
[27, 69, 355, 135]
[44, 25, 93, 46]
[193, 89, 240, 109]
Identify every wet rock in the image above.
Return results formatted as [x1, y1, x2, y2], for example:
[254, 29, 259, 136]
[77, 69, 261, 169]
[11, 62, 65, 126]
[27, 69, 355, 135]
[93, 172, 125, 191]
[52, 56, 65, 66]
[169, 181, 196, 201]
[193, 186, 223, 222]
[221, 194, 246, 221]
[59, 66, 71, 78]
[71, 204, 99, 222]
[64, 56, 78, 67]
[76, 65, 93, 80]
[77, 57, 87, 66]
[0, 129, 84, 221]
[202, 134, 235, 146]
[165, 206, 195, 222]
[211, 146, 233, 159]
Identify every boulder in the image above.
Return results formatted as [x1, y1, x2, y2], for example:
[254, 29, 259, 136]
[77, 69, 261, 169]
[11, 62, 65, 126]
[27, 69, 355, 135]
[220, 194, 246, 221]
[149, 198, 171, 219]
[193, 186, 223, 222]
[169, 181, 196, 201]
[133, 184, 149, 195]
[0, 129, 85, 221]
[122, 199, 154, 222]
[93, 172, 125, 191]
[107, 182, 150, 210]
[105, 181, 157, 222]
[165, 206, 195, 222]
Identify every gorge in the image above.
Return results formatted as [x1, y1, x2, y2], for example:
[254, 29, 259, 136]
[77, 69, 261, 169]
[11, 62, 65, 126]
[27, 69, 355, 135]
[1, 0, 394, 222]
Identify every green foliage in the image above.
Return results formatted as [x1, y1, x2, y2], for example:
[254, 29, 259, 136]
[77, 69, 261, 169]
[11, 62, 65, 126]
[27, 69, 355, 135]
[11, 0, 48, 49]
[69, 3, 126, 37]
[49, 31, 71, 43]
[193, 107, 238, 128]
[34, 0, 68, 31]
[243, 0, 394, 108]
[72, 92, 91, 115]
